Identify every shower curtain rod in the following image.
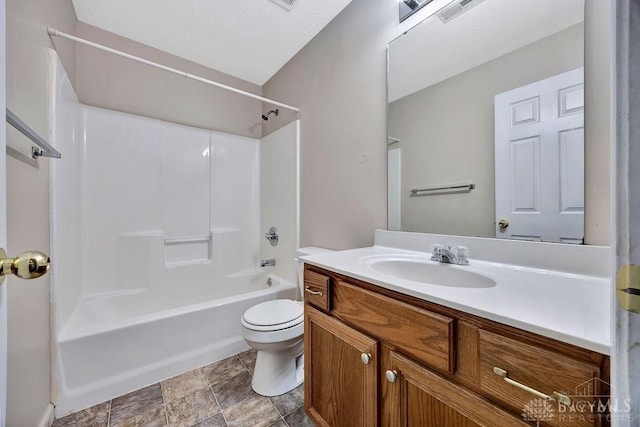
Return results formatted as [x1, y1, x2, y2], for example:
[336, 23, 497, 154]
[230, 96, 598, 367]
[47, 27, 300, 113]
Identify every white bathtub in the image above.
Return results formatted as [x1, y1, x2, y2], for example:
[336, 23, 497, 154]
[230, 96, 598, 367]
[53, 272, 297, 417]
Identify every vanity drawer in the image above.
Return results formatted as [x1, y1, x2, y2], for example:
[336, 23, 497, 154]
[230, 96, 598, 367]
[478, 330, 602, 426]
[303, 269, 331, 311]
[332, 280, 455, 373]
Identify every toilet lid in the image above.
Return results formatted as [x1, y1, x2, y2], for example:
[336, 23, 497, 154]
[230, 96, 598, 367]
[242, 299, 303, 327]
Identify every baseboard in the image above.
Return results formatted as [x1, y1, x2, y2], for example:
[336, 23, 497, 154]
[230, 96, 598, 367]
[37, 403, 55, 427]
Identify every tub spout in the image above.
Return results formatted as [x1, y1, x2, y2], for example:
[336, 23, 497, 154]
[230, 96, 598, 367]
[261, 258, 276, 267]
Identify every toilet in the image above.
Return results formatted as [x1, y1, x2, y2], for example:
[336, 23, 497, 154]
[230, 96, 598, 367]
[240, 247, 333, 396]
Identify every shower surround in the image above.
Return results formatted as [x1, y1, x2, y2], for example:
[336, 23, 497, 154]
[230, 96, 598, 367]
[48, 52, 299, 416]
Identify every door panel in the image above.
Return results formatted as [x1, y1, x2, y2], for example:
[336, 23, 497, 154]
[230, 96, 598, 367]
[407, 383, 481, 427]
[304, 305, 378, 427]
[559, 128, 585, 213]
[382, 348, 528, 427]
[510, 136, 540, 213]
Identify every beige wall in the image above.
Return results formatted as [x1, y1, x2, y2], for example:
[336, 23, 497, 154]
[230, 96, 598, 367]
[75, 22, 263, 138]
[6, 0, 76, 425]
[263, 0, 611, 248]
[261, 0, 396, 250]
[389, 24, 584, 237]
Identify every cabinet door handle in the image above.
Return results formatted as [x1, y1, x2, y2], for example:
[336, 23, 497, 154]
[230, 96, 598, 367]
[304, 286, 324, 296]
[385, 370, 398, 383]
[361, 353, 371, 365]
[493, 367, 572, 406]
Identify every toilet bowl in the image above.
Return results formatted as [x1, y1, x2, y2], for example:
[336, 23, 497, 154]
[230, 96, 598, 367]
[240, 247, 332, 396]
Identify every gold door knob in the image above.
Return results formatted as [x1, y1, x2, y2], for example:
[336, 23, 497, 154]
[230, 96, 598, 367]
[0, 248, 50, 286]
[498, 219, 509, 229]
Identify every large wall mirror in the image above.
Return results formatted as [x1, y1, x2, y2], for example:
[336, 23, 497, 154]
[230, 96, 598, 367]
[387, 0, 586, 243]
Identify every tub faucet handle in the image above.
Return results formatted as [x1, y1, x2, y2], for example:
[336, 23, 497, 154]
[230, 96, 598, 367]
[265, 226, 279, 247]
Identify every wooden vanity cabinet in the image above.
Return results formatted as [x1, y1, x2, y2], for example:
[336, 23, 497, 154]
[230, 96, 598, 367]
[303, 265, 610, 427]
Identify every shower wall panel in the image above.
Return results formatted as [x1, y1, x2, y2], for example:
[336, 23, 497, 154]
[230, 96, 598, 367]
[162, 122, 211, 240]
[82, 107, 163, 295]
[260, 121, 300, 286]
[49, 52, 83, 331]
[78, 108, 263, 296]
[162, 122, 212, 265]
[210, 131, 260, 275]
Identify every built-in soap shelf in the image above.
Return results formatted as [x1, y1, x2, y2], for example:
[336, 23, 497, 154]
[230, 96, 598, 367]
[164, 234, 211, 245]
[116, 229, 246, 269]
[164, 228, 242, 267]
[164, 232, 211, 267]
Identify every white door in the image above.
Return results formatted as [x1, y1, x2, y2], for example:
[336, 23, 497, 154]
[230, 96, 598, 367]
[494, 68, 584, 243]
[0, 0, 7, 423]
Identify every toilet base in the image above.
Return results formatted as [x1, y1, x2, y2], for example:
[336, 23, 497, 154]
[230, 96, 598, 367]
[251, 345, 304, 396]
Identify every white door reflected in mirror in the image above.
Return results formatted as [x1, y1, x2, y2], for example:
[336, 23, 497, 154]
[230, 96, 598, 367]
[494, 68, 584, 244]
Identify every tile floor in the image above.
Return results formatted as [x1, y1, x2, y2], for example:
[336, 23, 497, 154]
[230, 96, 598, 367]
[53, 350, 314, 427]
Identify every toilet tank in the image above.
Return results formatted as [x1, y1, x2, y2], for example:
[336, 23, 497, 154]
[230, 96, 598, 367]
[296, 247, 333, 298]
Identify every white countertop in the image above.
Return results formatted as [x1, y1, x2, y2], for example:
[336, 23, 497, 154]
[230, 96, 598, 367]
[301, 245, 611, 355]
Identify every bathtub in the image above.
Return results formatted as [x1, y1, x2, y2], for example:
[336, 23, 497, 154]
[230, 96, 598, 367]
[53, 272, 297, 417]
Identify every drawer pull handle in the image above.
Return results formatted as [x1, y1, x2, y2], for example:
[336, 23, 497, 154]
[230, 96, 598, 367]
[304, 286, 324, 296]
[386, 370, 398, 383]
[493, 367, 572, 406]
[361, 353, 371, 365]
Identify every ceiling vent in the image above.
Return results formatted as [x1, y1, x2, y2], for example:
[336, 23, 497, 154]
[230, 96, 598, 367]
[270, 0, 299, 11]
[437, 0, 486, 23]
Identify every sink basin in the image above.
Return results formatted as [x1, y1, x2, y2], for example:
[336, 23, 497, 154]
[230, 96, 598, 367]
[363, 256, 497, 288]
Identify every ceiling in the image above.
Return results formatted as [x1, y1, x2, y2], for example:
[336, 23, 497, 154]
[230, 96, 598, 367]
[388, 0, 585, 102]
[71, 0, 353, 86]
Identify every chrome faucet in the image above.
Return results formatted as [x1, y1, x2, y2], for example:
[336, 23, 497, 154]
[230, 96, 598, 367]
[431, 244, 469, 265]
[260, 258, 276, 267]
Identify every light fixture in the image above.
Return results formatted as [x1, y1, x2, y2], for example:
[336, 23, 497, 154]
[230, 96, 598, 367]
[400, 0, 435, 22]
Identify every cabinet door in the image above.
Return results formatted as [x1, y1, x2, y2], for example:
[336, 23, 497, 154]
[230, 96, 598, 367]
[304, 305, 378, 427]
[381, 347, 529, 427]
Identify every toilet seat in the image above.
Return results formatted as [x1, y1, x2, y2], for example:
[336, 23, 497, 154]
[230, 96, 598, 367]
[242, 299, 303, 332]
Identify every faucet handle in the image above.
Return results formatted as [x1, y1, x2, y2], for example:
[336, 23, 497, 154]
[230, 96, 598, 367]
[456, 246, 469, 264]
[430, 244, 443, 261]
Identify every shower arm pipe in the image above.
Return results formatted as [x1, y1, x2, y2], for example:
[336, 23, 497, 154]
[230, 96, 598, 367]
[47, 27, 300, 113]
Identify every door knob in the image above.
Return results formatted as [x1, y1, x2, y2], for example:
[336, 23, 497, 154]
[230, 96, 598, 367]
[386, 370, 398, 383]
[0, 248, 50, 286]
[361, 353, 371, 365]
[498, 219, 509, 229]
